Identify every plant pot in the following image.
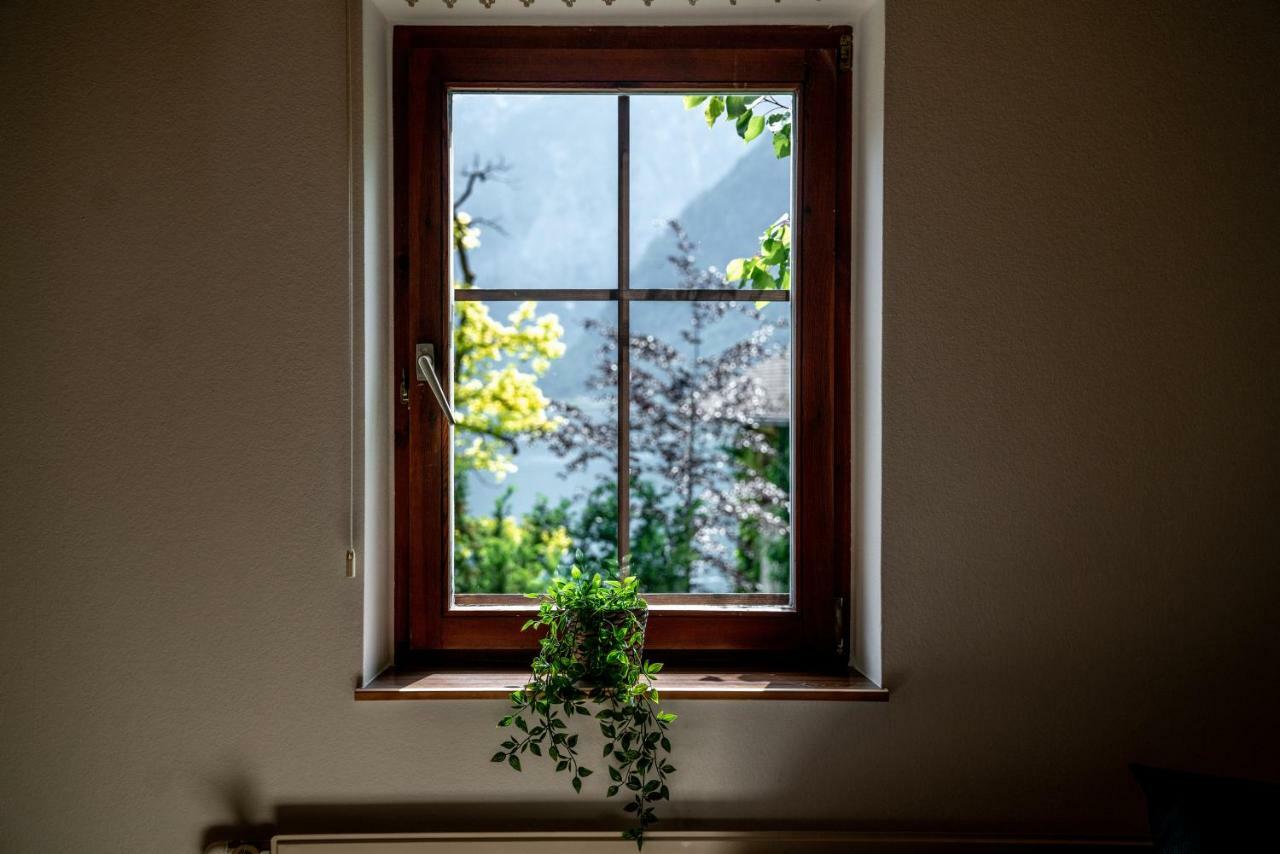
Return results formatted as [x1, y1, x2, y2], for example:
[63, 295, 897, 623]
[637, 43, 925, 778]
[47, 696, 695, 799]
[565, 607, 648, 684]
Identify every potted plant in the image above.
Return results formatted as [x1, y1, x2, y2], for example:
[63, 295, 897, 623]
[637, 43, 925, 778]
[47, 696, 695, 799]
[492, 560, 677, 849]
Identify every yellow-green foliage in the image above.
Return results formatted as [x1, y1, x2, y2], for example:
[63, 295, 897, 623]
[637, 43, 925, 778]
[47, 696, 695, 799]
[454, 299, 566, 479]
[452, 209, 567, 480]
[451, 209, 575, 589]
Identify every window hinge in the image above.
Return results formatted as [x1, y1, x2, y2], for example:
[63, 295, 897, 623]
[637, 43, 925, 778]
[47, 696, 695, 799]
[835, 596, 847, 657]
[399, 368, 409, 407]
[839, 34, 853, 72]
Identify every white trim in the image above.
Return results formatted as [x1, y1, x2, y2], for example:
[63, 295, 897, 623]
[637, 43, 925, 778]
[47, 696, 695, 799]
[357, 0, 396, 682]
[852, 0, 883, 684]
[354, 0, 885, 685]
[372, 0, 873, 26]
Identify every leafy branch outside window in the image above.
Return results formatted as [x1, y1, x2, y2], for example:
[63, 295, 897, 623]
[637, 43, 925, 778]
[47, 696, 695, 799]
[683, 94, 793, 296]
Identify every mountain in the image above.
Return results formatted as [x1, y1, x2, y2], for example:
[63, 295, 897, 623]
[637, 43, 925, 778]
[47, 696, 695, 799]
[630, 140, 791, 290]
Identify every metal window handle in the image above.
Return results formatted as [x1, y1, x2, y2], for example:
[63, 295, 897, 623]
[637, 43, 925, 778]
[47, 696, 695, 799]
[415, 343, 458, 426]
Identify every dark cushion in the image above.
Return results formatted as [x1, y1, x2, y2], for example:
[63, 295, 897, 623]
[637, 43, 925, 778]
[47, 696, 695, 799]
[1132, 763, 1279, 852]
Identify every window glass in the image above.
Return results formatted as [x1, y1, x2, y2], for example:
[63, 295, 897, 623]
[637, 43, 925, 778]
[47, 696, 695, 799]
[447, 92, 794, 600]
[629, 300, 791, 594]
[451, 298, 618, 594]
[630, 94, 793, 291]
[450, 94, 617, 291]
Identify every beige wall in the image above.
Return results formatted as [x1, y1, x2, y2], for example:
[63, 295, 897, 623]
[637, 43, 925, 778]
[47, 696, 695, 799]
[1, 1, 1277, 852]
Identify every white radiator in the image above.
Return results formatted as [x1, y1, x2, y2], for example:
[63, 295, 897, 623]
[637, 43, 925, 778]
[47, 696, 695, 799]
[268, 831, 1150, 853]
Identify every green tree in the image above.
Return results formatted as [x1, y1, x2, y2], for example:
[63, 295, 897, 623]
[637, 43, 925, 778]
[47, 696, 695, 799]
[451, 166, 566, 482]
[566, 478, 698, 593]
[450, 161, 574, 591]
[547, 224, 790, 593]
[454, 488, 574, 594]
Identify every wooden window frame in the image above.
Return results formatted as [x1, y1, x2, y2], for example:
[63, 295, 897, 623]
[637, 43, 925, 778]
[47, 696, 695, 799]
[393, 26, 852, 671]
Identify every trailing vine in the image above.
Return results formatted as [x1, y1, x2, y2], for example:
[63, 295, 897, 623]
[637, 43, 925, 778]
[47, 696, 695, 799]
[492, 562, 677, 849]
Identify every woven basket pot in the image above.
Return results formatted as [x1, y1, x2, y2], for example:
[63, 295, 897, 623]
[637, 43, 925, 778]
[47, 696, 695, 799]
[564, 607, 648, 685]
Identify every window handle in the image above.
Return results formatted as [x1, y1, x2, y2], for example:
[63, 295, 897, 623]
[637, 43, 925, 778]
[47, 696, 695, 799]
[415, 343, 458, 426]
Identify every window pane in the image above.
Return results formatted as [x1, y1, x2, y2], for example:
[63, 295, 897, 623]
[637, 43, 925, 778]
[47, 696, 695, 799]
[628, 300, 792, 595]
[629, 94, 793, 291]
[450, 93, 618, 290]
[452, 298, 618, 594]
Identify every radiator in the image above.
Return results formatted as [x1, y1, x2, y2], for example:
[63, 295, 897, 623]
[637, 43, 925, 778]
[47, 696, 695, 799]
[267, 831, 1151, 853]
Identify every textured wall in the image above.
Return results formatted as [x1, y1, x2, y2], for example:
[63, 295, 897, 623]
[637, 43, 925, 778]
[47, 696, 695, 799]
[882, 0, 1280, 830]
[1, 1, 1278, 852]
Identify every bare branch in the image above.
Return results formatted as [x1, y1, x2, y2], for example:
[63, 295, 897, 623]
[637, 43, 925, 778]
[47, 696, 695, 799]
[455, 156, 513, 208]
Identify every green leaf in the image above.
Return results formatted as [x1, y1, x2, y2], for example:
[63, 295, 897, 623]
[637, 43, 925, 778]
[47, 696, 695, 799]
[725, 95, 748, 118]
[577, 767, 594, 777]
[490, 752, 507, 763]
[772, 124, 792, 158]
[571, 776, 582, 794]
[508, 754, 522, 772]
[725, 258, 746, 282]
[742, 114, 766, 142]
[607, 785, 620, 797]
[660, 737, 671, 752]
[556, 760, 569, 772]
[609, 766, 623, 782]
[705, 97, 724, 128]
[749, 266, 774, 290]
[514, 717, 528, 732]
[528, 742, 542, 756]
[682, 95, 708, 109]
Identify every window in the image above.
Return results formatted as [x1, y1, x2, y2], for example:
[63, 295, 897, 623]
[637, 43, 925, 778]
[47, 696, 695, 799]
[394, 27, 851, 669]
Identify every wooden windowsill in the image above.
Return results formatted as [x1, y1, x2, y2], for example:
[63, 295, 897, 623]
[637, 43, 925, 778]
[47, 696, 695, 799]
[356, 666, 887, 702]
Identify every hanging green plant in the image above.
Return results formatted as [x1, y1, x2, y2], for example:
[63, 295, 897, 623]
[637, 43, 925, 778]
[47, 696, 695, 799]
[492, 560, 677, 849]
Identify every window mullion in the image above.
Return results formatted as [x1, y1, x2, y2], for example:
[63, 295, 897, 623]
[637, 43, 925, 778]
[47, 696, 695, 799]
[616, 94, 631, 570]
